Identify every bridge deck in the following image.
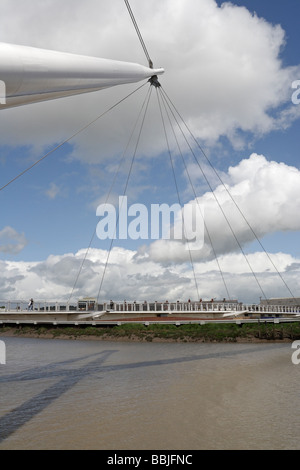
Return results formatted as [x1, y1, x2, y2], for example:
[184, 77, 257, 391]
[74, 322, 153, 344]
[0, 300, 299, 326]
[0, 317, 300, 327]
[1, 299, 300, 314]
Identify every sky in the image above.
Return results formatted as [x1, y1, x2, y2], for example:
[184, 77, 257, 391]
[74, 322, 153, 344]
[1, 0, 300, 304]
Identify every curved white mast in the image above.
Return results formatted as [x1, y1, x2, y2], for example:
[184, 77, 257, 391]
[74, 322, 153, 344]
[0, 42, 164, 109]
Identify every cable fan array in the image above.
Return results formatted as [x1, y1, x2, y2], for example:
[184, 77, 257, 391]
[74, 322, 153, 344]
[0, 0, 295, 304]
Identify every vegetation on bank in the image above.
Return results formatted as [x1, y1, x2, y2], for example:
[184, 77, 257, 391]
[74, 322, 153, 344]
[1, 322, 300, 342]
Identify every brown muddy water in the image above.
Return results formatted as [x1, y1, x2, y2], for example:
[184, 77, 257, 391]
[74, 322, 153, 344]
[0, 336, 299, 450]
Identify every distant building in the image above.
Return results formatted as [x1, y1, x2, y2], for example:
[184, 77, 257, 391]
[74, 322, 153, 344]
[260, 297, 300, 308]
[77, 298, 97, 310]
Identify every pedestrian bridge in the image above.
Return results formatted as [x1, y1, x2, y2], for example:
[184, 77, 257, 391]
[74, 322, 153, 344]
[0, 299, 299, 324]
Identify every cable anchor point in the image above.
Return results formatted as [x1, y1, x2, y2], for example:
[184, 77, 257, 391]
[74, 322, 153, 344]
[149, 75, 161, 88]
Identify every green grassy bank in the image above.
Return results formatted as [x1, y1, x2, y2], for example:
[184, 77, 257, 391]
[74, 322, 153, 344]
[1, 322, 300, 342]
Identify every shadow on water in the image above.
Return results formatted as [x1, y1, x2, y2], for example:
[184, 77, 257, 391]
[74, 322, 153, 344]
[0, 350, 118, 443]
[0, 343, 286, 443]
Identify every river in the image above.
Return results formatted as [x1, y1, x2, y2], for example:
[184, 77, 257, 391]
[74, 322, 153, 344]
[0, 336, 299, 450]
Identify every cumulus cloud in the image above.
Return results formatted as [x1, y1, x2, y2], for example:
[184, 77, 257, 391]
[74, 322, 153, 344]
[0, 0, 299, 163]
[0, 153, 299, 303]
[141, 154, 300, 263]
[0, 246, 299, 304]
[0, 226, 28, 254]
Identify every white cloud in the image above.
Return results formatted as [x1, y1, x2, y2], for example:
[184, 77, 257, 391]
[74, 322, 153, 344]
[1, 153, 299, 303]
[0, 226, 28, 254]
[0, 247, 299, 304]
[142, 154, 300, 263]
[45, 182, 60, 200]
[0, 0, 299, 163]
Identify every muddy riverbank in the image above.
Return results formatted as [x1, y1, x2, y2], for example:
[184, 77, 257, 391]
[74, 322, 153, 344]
[1, 322, 299, 343]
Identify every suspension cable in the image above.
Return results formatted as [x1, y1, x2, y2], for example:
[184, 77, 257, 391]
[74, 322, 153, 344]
[0, 82, 147, 193]
[96, 86, 154, 304]
[160, 87, 295, 300]
[157, 87, 232, 301]
[67, 85, 153, 302]
[124, 0, 153, 69]
[159, 86, 269, 301]
[155, 88, 200, 300]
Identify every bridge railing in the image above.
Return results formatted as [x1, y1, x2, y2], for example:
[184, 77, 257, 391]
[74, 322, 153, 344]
[0, 300, 78, 313]
[105, 301, 300, 314]
[1, 300, 300, 315]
